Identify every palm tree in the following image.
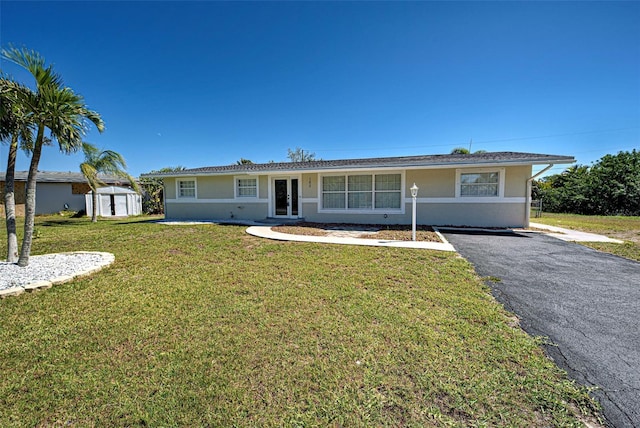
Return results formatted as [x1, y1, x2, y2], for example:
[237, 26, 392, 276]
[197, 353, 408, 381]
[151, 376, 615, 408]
[1, 79, 31, 262]
[1, 46, 105, 266]
[0, 77, 35, 262]
[80, 143, 139, 222]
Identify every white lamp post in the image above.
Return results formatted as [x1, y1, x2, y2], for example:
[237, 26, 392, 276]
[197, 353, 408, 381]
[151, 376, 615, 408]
[410, 183, 419, 241]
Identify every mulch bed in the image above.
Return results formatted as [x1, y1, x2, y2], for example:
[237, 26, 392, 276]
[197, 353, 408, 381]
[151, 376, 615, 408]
[272, 222, 442, 242]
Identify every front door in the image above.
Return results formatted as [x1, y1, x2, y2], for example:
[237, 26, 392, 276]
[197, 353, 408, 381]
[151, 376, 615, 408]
[273, 178, 299, 218]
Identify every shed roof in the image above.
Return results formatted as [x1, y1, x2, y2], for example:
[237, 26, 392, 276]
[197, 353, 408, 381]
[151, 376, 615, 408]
[89, 186, 139, 195]
[142, 151, 575, 177]
[0, 171, 131, 185]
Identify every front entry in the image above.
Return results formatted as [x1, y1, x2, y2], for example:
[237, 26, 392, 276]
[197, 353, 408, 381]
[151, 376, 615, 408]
[273, 178, 299, 218]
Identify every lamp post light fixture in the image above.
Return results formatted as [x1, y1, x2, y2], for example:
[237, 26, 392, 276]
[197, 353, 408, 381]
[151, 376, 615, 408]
[410, 183, 419, 241]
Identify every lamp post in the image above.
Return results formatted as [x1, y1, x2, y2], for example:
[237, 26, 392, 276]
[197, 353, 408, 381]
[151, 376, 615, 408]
[410, 183, 419, 241]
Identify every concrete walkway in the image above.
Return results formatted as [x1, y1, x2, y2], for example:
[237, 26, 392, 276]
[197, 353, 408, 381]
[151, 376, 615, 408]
[528, 222, 624, 243]
[157, 219, 272, 226]
[246, 226, 457, 251]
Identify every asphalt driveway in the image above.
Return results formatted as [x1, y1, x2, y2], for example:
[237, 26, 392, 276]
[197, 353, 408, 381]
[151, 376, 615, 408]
[442, 230, 640, 428]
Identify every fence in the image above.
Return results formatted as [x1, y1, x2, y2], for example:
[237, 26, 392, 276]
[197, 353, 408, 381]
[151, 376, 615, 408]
[531, 200, 543, 218]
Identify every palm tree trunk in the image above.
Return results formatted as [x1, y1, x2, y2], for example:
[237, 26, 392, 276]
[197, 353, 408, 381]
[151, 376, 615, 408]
[92, 189, 98, 222]
[18, 126, 44, 267]
[4, 134, 19, 263]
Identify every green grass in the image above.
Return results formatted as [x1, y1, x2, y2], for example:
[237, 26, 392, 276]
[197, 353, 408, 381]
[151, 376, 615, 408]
[533, 212, 640, 262]
[0, 216, 600, 426]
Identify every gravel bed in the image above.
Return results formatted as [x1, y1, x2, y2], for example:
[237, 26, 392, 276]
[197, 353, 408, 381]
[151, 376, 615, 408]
[0, 252, 114, 291]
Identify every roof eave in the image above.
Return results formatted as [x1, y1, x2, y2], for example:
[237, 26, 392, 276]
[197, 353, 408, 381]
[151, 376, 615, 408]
[142, 156, 576, 178]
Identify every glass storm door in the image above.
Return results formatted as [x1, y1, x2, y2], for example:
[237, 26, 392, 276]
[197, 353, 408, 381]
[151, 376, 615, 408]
[290, 179, 299, 216]
[273, 178, 299, 217]
[275, 179, 288, 216]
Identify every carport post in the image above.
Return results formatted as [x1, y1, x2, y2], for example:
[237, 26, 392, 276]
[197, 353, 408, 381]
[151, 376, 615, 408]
[526, 164, 554, 227]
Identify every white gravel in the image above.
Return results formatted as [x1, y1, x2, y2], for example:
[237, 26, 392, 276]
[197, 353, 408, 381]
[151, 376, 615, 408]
[0, 252, 115, 291]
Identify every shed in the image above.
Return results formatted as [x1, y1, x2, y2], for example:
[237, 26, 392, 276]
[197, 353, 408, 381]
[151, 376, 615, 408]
[0, 171, 132, 214]
[85, 186, 142, 217]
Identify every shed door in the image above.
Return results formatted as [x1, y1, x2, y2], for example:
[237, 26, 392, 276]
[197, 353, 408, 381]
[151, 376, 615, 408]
[100, 195, 112, 216]
[114, 195, 127, 216]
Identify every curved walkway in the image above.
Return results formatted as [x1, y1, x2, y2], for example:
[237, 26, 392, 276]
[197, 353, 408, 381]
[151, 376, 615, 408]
[246, 221, 620, 250]
[246, 226, 456, 251]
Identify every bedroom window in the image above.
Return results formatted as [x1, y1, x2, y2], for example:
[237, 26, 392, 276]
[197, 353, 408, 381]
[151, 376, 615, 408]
[178, 180, 196, 198]
[459, 171, 500, 197]
[322, 176, 346, 209]
[348, 175, 373, 209]
[375, 174, 402, 208]
[321, 173, 402, 211]
[237, 178, 257, 197]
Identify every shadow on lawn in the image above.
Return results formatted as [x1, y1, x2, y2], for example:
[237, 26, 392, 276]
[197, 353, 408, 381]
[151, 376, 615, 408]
[39, 219, 85, 227]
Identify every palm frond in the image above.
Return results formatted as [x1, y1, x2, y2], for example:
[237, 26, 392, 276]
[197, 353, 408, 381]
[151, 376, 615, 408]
[81, 141, 100, 159]
[79, 162, 103, 191]
[1, 45, 64, 88]
[2, 47, 104, 155]
[0, 76, 36, 149]
[83, 109, 105, 133]
[80, 145, 139, 193]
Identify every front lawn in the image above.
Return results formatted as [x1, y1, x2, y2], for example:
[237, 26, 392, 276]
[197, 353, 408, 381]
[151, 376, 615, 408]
[0, 216, 599, 426]
[533, 212, 640, 262]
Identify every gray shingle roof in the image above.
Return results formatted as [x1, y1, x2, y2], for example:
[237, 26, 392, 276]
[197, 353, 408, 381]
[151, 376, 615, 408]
[142, 151, 574, 177]
[0, 171, 131, 184]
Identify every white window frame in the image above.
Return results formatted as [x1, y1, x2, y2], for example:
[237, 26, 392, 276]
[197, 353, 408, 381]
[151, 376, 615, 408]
[234, 176, 259, 199]
[455, 168, 505, 199]
[374, 173, 404, 209]
[176, 178, 197, 199]
[347, 174, 373, 210]
[319, 171, 404, 213]
[321, 175, 346, 210]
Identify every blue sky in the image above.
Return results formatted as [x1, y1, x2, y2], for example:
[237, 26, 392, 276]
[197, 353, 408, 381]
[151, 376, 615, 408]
[1, 1, 638, 177]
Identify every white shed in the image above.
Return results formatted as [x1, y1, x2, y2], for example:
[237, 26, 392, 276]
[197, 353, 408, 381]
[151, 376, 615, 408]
[85, 186, 142, 217]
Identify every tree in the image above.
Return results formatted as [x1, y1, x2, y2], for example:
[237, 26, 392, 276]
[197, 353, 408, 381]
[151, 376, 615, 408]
[236, 158, 253, 165]
[139, 166, 185, 214]
[450, 147, 470, 154]
[2, 46, 104, 266]
[287, 147, 318, 162]
[80, 143, 138, 222]
[537, 165, 591, 214]
[588, 150, 640, 215]
[535, 150, 640, 216]
[0, 77, 34, 262]
[450, 147, 487, 155]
